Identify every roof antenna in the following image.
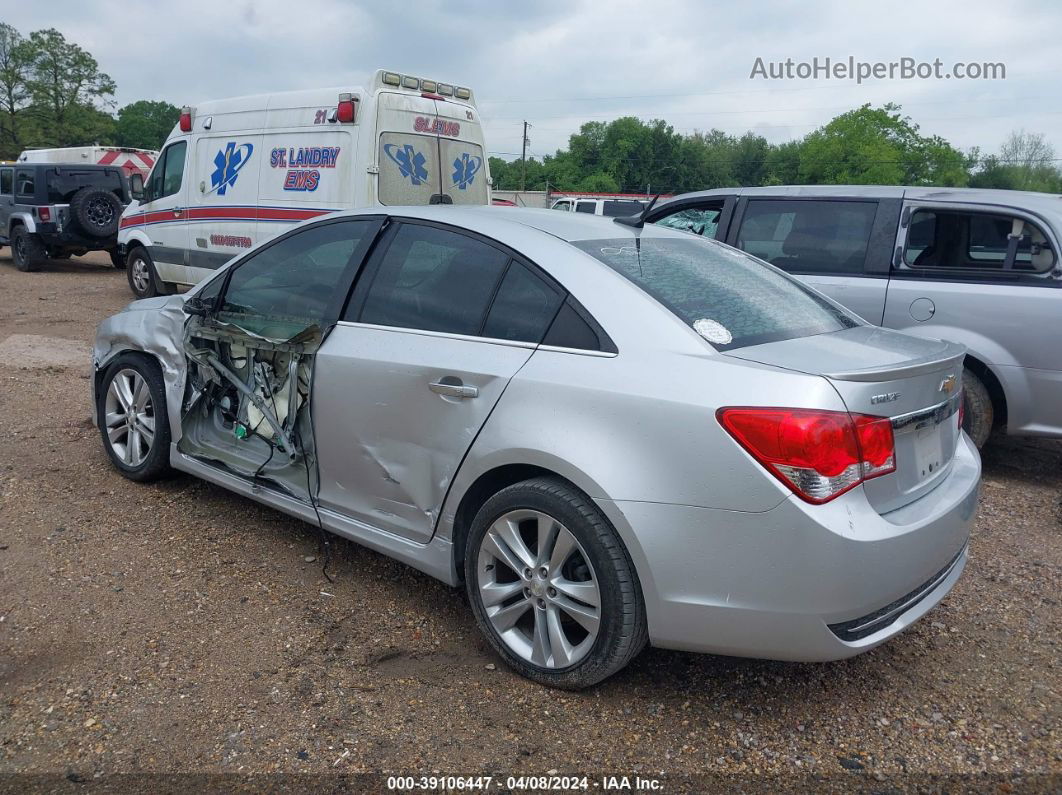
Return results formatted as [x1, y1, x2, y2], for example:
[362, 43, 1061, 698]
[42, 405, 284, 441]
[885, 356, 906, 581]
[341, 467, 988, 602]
[613, 195, 660, 229]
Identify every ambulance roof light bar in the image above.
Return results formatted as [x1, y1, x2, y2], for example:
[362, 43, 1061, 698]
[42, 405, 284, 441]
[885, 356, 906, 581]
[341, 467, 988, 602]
[380, 72, 471, 102]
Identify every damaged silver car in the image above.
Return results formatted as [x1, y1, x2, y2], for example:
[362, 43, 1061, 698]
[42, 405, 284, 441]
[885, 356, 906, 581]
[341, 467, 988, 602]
[92, 207, 980, 689]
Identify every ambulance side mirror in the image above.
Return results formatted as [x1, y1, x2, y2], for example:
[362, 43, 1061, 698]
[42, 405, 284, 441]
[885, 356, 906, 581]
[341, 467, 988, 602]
[129, 173, 145, 202]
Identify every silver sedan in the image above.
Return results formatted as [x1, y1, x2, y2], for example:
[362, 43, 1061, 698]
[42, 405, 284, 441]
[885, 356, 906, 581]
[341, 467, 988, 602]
[91, 207, 981, 688]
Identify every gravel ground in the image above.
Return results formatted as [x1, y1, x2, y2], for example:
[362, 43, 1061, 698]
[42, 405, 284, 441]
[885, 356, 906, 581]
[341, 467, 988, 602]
[0, 252, 1059, 790]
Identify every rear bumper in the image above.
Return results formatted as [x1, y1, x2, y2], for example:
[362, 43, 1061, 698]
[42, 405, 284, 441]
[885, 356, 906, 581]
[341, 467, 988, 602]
[596, 432, 981, 662]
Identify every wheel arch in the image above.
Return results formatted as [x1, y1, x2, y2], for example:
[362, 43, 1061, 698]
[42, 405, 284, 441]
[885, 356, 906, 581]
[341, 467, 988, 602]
[93, 347, 167, 409]
[444, 455, 636, 590]
[9, 212, 35, 235]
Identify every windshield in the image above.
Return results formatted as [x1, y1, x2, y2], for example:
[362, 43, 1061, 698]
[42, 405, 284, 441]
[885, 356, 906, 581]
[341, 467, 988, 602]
[573, 236, 859, 350]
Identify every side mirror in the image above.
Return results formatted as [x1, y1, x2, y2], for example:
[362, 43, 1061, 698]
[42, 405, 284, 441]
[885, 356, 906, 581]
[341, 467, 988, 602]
[129, 173, 145, 202]
[182, 295, 216, 317]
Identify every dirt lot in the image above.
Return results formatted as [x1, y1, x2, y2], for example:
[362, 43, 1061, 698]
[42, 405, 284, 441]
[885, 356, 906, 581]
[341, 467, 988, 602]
[0, 252, 1058, 789]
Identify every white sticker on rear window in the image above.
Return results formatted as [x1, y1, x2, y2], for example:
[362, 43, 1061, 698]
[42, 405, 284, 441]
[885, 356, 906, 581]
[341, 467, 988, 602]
[694, 318, 733, 345]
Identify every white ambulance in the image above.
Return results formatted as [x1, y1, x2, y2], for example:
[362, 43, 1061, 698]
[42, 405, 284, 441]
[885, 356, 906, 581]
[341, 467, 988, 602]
[118, 70, 491, 297]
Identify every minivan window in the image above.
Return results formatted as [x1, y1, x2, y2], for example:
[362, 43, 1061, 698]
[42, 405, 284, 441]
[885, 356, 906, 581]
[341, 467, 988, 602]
[737, 199, 876, 275]
[904, 209, 1056, 273]
[0, 168, 12, 195]
[602, 200, 645, 218]
[574, 236, 859, 351]
[575, 201, 596, 214]
[356, 224, 510, 336]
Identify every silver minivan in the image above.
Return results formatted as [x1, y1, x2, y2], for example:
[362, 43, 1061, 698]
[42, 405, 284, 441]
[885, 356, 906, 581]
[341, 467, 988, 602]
[647, 186, 1062, 446]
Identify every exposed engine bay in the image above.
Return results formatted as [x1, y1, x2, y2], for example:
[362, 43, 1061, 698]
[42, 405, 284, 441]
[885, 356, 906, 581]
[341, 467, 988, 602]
[178, 314, 320, 501]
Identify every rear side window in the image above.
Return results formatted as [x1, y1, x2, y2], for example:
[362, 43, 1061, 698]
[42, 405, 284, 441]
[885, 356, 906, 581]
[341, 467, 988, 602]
[482, 262, 563, 343]
[904, 209, 1056, 274]
[574, 236, 858, 351]
[16, 170, 34, 197]
[737, 200, 876, 275]
[0, 169, 12, 195]
[575, 201, 596, 214]
[356, 224, 510, 335]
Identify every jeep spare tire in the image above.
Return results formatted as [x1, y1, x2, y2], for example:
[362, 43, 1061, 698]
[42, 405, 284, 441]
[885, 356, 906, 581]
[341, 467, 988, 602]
[70, 187, 122, 238]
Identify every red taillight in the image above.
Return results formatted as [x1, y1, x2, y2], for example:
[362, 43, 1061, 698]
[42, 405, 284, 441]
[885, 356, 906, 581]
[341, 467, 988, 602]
[336, 93, 357, 123]
[179, 106, 192, 132]
[36, 206, 52, 222]
[717, 407, 896, 504]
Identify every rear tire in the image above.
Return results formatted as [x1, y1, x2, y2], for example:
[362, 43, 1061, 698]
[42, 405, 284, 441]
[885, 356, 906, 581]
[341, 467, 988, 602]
[962, 368, 994, 448]
[97, 353, 173, 482]
[109, 249, 125, 269]
[464, 477, 648, 689]
[12, 227, 48, 272]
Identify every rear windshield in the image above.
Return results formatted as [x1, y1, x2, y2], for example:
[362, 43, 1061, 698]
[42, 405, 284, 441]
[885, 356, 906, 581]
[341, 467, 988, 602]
[46, 169, 123, 204]
[573, 237, 859, 350]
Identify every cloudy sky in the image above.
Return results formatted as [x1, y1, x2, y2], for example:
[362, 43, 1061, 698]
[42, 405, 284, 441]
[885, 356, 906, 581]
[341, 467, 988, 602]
[7, 0, 1060, 161]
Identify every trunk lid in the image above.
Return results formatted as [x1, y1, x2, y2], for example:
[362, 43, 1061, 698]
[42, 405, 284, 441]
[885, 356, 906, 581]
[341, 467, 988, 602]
[725, 326, 966, 513]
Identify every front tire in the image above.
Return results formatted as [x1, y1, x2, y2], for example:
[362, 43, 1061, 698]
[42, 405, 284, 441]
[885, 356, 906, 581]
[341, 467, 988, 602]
[962, 368, 994, 448]
[126, 247, 161, 298]
[12, 227, 48, 272]
[465, 477, 647, 689]
[97, 354, 173, 482]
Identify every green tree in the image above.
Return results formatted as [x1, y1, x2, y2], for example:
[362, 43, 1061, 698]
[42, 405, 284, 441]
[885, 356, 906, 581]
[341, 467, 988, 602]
[24, 27, 115, 147]
[0, 22, 33, 158]
[115, 100, 180, 149]
[798, 103, 968, 186]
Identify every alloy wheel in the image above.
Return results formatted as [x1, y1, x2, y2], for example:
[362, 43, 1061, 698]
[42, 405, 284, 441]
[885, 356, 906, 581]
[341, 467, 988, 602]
[104, 368, 156, 467]
[87, 197, 115, 227]
[131, 256, 151, 294]
[477, 509, 601, 668]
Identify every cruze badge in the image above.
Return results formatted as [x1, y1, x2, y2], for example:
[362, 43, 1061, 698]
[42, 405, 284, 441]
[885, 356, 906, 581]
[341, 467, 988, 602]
[871, 392, 901, 405]
[938, 374, 957, 394]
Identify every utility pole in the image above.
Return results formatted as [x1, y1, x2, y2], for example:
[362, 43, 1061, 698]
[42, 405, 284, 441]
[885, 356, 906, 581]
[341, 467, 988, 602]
[520, 121, 531, 191]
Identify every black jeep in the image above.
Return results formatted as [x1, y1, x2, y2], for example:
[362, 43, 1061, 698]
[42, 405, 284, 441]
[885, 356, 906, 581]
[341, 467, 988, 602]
[0, 163, 130, 272]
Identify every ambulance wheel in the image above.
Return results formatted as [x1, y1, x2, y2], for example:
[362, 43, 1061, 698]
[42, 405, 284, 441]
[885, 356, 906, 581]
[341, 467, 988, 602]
[127, 247, 163, 298]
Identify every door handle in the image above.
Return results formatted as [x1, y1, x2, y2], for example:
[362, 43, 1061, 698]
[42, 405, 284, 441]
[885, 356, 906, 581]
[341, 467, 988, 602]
[429, 380, 478, 399]
[172, 207, 184, 217]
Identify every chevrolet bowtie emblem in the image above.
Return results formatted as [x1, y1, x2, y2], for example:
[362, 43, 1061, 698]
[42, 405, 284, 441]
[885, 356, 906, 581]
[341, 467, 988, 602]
[938, 374, 957, 394]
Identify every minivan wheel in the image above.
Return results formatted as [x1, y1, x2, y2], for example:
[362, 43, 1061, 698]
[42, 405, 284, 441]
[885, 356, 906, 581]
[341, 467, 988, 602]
[962, 368, 994, 448]
[127, 247, 160, 298]
[465, 477, 647, 689]
[97, 354, 173, 482]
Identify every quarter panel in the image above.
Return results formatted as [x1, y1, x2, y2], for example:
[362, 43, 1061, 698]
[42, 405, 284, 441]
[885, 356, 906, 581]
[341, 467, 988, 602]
[448, 347, 848, 516]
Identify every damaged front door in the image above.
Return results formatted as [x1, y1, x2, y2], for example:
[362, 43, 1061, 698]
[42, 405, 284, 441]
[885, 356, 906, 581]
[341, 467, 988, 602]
[178, 218, 380, 502]
[313, 221, 546, 543]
